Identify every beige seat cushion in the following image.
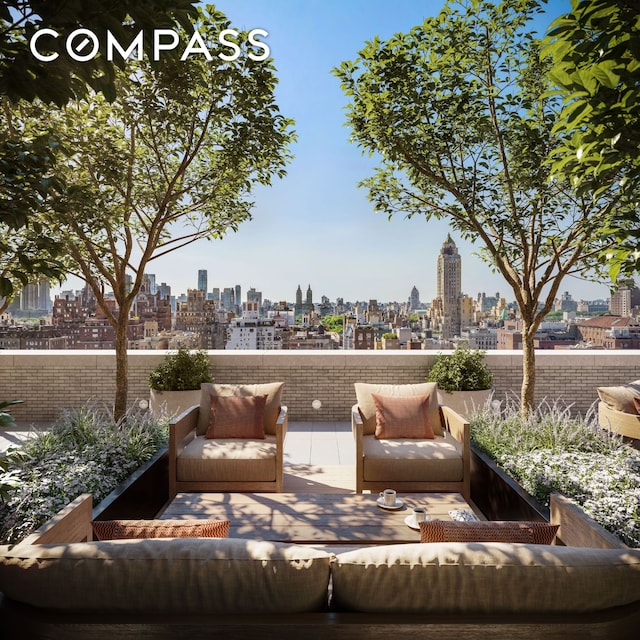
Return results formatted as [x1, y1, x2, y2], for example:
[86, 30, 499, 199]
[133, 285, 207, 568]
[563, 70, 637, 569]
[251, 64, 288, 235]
[197, 382, 284, 436]
[177, 435, 276, 482]
[355, 382, 442, 436]
[331, 542, 640, 614]
[0, 538, 332, 614]
[362, 432, 462, 482]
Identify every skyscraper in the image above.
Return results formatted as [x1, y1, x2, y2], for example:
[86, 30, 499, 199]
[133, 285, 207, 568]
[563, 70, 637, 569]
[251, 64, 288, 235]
[197, 270, 208, 292]
[434, 234, 462, 339]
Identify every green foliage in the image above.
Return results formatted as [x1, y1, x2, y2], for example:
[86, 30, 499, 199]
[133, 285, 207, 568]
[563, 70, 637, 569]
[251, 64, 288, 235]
[471, 400, 640, 547]
[427, 348, 493, 392]
[543, 0, 640, 283]
[321, 315, 344, 334]
[148, 349, 212, 391]
[0, 398, 22, 428]
[0, 0, 198, 106]
[0, 404, 169, 543]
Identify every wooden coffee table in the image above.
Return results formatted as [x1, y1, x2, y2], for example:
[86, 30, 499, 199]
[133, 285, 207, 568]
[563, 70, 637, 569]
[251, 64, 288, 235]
[161, 492, 480, 545]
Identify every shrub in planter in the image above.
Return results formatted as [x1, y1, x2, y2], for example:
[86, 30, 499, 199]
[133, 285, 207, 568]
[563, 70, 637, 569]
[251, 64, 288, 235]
[427, 348, 493, 416]
[471, 400, 640, 548]
[148, 349, 213, 416]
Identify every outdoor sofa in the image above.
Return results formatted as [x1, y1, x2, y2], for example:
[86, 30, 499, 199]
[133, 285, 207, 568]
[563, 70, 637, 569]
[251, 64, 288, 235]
[597, 379, 640, 442]
[1, 493, 640, 640]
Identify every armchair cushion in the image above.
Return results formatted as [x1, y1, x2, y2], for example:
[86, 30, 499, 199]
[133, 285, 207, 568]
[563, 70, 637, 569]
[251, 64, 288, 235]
[362, 432, 463, 482]
[177, 435, 277, 483]
[372, 393, 435, 439]
[205, 394, 267, 439]
[197, 383, 284, 436]
[355, 382, 442, 436]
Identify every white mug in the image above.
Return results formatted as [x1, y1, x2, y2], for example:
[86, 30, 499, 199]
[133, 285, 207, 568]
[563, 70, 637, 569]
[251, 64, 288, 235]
[380, 488, 396, 507]
[413, 507, 428, 524]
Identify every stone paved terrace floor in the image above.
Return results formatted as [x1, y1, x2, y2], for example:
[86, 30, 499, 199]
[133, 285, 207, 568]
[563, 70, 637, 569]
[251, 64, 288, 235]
[2, 421, 358, 492]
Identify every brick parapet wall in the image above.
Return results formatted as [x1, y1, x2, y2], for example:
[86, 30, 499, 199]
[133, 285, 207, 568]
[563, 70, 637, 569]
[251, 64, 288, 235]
[1, 350, 639, 423]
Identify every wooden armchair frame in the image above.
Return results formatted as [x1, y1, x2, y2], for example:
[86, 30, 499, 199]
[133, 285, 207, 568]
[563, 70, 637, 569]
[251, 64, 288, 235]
[352, 404, 470, 499]
[169, 404, 288, 497]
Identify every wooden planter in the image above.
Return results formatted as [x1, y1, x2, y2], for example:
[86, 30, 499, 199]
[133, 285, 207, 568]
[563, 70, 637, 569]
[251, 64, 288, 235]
[470, 446, 549, 522]
[93, 447, 169, 521]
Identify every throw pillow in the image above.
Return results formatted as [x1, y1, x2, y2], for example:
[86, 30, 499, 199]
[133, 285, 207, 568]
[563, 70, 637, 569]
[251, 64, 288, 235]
[634, 397, 640, 415]
[354, 382, 443, 436]
[419, 520, 559, 545]
[92, 519, 231, 540]
[206, 394, 267, 439]
[597, 380, 640, 414]
[197, 382, 284, 436]
[372, 393, 435, 439]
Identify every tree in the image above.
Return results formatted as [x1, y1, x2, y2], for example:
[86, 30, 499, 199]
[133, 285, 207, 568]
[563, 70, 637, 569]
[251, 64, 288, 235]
[14, 5, 294, 419]
[335, 0, 616, 414]
[0, 0, 199, 311]
[543, 0, 640, 284]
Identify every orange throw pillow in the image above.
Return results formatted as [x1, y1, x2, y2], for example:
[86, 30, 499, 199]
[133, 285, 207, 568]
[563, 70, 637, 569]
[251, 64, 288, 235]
[419, 520, 559, 545]
[206, 394, 267, 439]
[372, 393, 435, 439]
[92, 519, 231, 540]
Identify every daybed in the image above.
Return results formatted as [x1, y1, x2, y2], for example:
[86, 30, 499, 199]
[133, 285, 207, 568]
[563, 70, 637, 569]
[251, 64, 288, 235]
[1, 494, 640, 640]
[597, 379, 640, 442]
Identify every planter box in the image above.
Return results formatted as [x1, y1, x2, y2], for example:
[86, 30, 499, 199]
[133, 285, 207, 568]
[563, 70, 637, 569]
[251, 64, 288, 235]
[437, 389, 493, 419]
[93, 447, 169, 521]
[149, 389, 201, 418]
[470, 446, 549, 522]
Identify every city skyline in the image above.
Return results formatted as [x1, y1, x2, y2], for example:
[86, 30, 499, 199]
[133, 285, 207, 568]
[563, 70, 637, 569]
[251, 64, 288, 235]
[54, 0, 614, 304]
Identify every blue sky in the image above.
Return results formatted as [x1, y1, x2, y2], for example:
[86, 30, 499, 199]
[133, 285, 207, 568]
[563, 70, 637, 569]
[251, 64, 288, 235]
[139, 0, 611, 304]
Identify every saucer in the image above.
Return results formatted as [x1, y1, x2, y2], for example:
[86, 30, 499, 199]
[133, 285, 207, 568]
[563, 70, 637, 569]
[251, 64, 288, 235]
[376, 497, 404, 510]
[405, 515, 431, 530]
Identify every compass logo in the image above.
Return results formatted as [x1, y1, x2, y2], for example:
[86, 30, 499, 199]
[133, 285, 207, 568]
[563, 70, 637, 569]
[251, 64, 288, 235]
[29, 28, 270, 63]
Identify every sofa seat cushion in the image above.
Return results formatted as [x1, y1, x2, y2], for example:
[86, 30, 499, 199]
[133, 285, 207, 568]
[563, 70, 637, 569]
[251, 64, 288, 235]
[0, 538, 332, 614]
[362, 432, 463, 482]
[177, 435, 276, 482]
[331, 542, 640, 614]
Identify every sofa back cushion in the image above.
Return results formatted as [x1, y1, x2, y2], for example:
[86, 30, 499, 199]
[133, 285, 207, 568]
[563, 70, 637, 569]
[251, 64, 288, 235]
[197, 383, 284, 436]
[0, 538, 331, 614]
[355, 382, 442, 436]
[331, 542, 640, 614]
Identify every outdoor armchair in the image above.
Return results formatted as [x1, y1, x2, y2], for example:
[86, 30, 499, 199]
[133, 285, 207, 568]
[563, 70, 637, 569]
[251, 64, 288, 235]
[169, 382, 287, 497]
[352, 382, 470, 499]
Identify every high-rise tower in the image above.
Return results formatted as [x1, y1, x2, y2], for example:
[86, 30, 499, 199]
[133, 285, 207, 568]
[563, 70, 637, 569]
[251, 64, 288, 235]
[435, 234, 462, 339]
[197, 269, 207, 292]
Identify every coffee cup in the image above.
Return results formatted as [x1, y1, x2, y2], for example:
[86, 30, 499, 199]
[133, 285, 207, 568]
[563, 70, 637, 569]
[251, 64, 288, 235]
[412, 507, 428, 524]
[380, 488, 396, 507]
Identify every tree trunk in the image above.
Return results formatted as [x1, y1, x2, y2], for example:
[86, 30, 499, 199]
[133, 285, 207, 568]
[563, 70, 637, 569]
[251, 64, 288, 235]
[114, 315, 130, 422]
[521, 323, 536, 416]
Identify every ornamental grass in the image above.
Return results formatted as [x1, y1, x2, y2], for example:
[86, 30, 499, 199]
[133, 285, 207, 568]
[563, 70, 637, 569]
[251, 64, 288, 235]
[0, 405, 168, 545]
[471, 400, 640, 548]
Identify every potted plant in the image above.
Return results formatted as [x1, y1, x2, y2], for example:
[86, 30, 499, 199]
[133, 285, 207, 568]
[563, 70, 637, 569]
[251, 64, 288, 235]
[148, 349, 212, 417]
[427, 347, 493, 417]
